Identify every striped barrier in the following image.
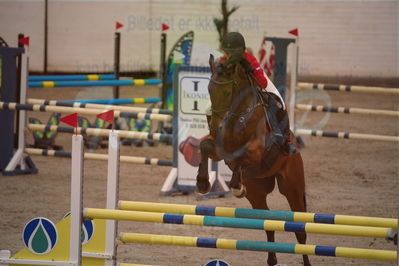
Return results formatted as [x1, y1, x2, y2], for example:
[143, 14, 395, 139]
[28, 74, 116, 81]
[3, 132, 396, 266]
[64, 98, 161, 105]
[297, 82, 399, 95]
[120, 232, 397, 262]
[28, 79, 162, 88]
[295, 104, 399, 117]
[27, 98, 172, 115]
[295, 129, 399, 142]
[83, 208, 393, 239]
[0, 102, 172, 122]
[25, 148, 173, 166]
[118, 201, 398, 228]
[27, 124, 173, 144]
[294, 82, 399, 142]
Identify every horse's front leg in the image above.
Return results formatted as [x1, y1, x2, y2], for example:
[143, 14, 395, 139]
[196, 138, 216, 194]
[230, 165, 247, 198]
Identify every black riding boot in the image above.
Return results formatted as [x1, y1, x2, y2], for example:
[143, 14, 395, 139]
[268, 94, 297, 155]
[266, 95, 285, 147]
[277, 108, 298, 155]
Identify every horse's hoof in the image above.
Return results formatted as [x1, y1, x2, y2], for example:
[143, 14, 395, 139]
[232, 185, 247, 198]
[195, 180, 211, 194]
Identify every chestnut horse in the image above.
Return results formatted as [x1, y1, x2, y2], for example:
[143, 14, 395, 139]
[196, 55, 311, 266]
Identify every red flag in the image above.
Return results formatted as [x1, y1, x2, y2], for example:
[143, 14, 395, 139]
[115, 21, 123, 30]
[96, 110, 114, 124]
[161, 23, 169, 32]
[289, 28, 298, 37]
[19, 36, 30, 46]
[60, 113, 78, 127]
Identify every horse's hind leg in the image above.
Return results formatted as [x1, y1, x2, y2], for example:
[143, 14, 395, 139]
[244, 177, 278, 266]
[277, 155, 311, 266]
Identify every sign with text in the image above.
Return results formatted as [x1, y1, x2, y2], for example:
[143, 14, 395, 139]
[176, 69, 211, 187]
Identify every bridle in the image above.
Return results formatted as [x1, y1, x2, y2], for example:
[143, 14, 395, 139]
[209, 64, 260, 120]
[209, 71, 237, 119]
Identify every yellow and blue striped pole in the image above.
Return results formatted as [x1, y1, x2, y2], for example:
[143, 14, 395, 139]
[28, 74, 116, 81]
[83, 208, 394, 239]
[118, 201, 398, 229]
[28, 79, 161, 88]
[120, 233, 397, 261]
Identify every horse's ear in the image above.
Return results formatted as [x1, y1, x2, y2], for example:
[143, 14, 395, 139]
[209, 54, 215, 73]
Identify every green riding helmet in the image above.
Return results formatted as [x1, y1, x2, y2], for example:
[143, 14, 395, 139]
[221, 32, 246, 52]
[221, 32, 246, 65]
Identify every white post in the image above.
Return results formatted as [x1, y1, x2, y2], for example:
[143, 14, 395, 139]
[70, 135, 84, 266]
[289, 39, 298, 131]
[105, 131, 120, 266]
[5, 46, 29, 172]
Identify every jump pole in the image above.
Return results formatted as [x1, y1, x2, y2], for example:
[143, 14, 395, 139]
[28, 74, 116, 81]
[83, 208, 394, 239]
[27, 98, 172, 115]
[62, 98, 161, 105]
[118, 201, 398, 229]
[25, 148, 173, 166]
[295, 129, 399, 142]
[0, 102, 172, 122]
[28, 79, 161, 88]
[119, 233, 396, 262]
[296, 104, 399, 117]
[27, 124, 173, 144]
[297, 82, 399, 94]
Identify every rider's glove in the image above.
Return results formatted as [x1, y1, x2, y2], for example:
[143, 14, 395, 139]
[240, 59, 254, 74]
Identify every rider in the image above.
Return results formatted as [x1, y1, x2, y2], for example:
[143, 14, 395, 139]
[215, 31, 296, 155]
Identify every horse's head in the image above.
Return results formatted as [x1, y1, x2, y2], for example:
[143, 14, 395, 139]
[208, 54, 254, 137]
[208, 54, 234, 112]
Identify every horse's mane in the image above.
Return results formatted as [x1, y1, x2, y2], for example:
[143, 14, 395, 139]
[215, 61, 248, 81]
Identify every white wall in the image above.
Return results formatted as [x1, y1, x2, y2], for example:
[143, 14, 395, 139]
[0, 0, 397, 78]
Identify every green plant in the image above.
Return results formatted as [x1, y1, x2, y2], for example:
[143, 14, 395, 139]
[213, 0, 239, 48]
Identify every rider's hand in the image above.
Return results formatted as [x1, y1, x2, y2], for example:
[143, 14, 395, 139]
[240, 59, 254, 73]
